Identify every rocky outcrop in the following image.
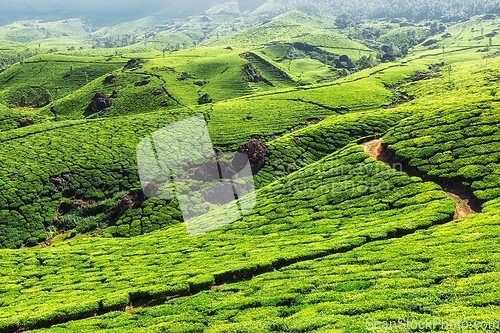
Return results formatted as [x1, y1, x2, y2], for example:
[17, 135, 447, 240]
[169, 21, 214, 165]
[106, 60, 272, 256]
[135, 77, 150, 87]
[192, 160, 236, 182]
[335, 55, 354, 69]
[16, 118, 34, 128]
[103, 74, 117, 84]
[178, 72, 195, 81]
[233, 138, 269, 173]
[88, 92, 112, 113]
[242, 63, 274, 86]
[124, 58, 141, 69]
[114, 183, 158, 218]
[198, 93, 213, 105]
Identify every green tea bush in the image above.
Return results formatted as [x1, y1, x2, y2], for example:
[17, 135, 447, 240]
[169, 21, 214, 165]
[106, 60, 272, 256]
[0, 103, 47, 131]
[0, 109, 196, 248]
[41, 201, 500, 333]
[254, 108, 410, 187]
[0, 55, 123, 106]
[385, 103, 500, 203]
[0, 73, 398, 249]
[0, 144, 455, 331]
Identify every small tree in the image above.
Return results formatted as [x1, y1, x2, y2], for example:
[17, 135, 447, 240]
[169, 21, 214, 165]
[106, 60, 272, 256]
[198, 93, 213, 105]
[335, 14, 353, 30]
[19, 95, 27, 107]
[400, 43, 409, 57]
[357, 55, 375, 70]
[339, 68, 350, 77]
[50, 105, 57, 120]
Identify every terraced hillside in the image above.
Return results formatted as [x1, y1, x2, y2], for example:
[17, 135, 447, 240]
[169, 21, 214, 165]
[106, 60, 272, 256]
[0, 103, 46, 131]
[0, 143, 456, 332]
[0, 55, 124, 106]
[0, 68, 396, 248]
[1, 12, 500, 333]
[31, 200, 500, 333]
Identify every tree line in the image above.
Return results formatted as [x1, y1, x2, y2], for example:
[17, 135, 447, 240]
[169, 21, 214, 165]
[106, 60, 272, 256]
[300, 0, 499, 22]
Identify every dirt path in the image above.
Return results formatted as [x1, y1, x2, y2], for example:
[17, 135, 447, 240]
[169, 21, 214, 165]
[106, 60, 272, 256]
[361, 139, 478, 220]
[361, 139, 385, 161]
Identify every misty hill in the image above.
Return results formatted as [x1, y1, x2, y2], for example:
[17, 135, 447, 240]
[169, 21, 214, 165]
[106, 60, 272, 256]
[0, 0, 271, 27]
[1, 0, 499, 29]
[3, 0, 499, 52]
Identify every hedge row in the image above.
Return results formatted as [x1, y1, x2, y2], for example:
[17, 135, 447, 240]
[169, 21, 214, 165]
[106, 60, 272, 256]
[0, 56, 123, 106]
[0, 109, 195, 248]
[37, 198, 500, 333]
[0, 64, 402, 248]
[254, 108, 411, 188]
[384, 102, 500, 202]
[0, 103, 47, 132]
[0, 144, 455, 330]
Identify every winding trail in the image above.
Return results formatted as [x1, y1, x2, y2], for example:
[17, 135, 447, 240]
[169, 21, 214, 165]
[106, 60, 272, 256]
[361, 139, 479, 220]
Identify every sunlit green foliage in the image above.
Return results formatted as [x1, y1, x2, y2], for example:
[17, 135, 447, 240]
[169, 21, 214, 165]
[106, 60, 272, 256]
[0, 144, 455, 331]
[386, 103, 500, 202]
[33, 200, 500, 333]
[1, 12, 500, 333]
[0, 55, 123, 107]
[255, 108, 411, 187]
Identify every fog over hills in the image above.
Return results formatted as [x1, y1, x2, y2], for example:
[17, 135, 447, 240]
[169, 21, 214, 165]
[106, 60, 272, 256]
[0, 0, 282, 26]
[1, 0, 499, 28]
[0, 0, 235, 25]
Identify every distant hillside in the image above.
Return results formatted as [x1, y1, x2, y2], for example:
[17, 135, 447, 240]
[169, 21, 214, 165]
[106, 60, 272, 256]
[0, 0, 228, 26]
[2, 0, 499, 44]
[249, 0, 500, 21]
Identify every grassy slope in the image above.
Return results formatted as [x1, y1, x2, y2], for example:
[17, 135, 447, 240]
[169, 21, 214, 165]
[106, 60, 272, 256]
[38, 47, 299, 120]
[0, 54, 124, 108]
[0, 11, 382, 121]
[2, 17, 496, 248]
[25, 50, 500, 333]
[254, 108, 412, 188]
[376, 46, 500, 205]
[0, 19, 89, 44]
[35, 200, 500, 333]
[0, 69, 394, 248]
[411, 15, 500, 58]
[212, 11, 374, 85]
[212, 11, 369, 50]
[141, 47, 296, 104]
[1, 16, 500, 332]
[0, 144, 455, 331]
[0, 102, 46, 131]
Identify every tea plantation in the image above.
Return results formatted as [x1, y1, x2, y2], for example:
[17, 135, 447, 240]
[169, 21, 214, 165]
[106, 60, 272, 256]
[31, 200, 500, 333]
[386, 103, 500, 201]
[0, 144, 456, 332]
[0, 51, 414, 249]
[1, 12, 500, 333]
[0, 55, 124, 107]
